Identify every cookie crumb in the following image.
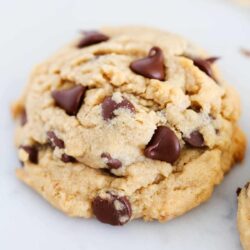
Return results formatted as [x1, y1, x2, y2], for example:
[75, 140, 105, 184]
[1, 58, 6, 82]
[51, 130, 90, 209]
[240, 48, 250, 58]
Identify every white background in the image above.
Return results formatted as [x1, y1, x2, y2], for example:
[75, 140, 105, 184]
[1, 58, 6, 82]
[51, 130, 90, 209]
[0, 0, 250, 249]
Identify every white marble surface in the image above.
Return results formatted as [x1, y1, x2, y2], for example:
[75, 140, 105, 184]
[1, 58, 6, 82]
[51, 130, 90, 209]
[0, 0, 250, 249]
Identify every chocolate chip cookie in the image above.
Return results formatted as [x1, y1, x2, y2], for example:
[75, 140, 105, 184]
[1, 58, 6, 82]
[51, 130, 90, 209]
[12, 26, 246, 225]
[237, 183, 250, 249]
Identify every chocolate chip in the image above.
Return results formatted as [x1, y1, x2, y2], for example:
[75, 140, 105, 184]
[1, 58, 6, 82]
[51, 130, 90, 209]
[144, 126, 180, 164]
[47, 131, 65, 149]
[77, 31, 109, 48]
[101, 153, 122, 169]
[20, 146, 38, 164]
[92, 192, 132, 226]
[184, 131, 205, 148]
[245, 182, 250, 189]
[20, 109, 27, 126]
[61, 153, 76, 163]
[116, 98, 135, 111]
[101, 96, 135, 120]
[130, 47, 165, 81]
[236, 187, 242, 197]
[101, 97, 117, 120]
[192, 57, 219, 78]
[52, 85, 87, 116]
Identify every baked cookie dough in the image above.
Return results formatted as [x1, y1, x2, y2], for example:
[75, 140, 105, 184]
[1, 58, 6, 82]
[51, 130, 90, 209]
[12, 26, 246, 225]
[237, 183, 250, 249]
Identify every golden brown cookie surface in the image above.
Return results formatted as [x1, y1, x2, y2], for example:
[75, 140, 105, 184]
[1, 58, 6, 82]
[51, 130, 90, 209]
[238, 183, 250, 250]
[13, 26, 246, 225]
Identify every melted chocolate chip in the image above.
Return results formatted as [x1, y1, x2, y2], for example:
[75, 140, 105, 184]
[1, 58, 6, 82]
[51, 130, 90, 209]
[144, 126, 181, 164]
[245, 182, 250, 189]
[52, 85, 87, 116]
[101, 153, 122, 169]
[61, 153, 76, 163]
[47, 131, 65, 149]
[20, 146, 38, 164]
[192, 57, 219, 78]
[184, 131, 205, 148]
[236, 188, 242, 197]
[101, 96, 135, 120]
[116, 98, 135, 112]
[92, 193, 132, 226]
[77, 31, 109, 48]
[130, 47, 165, 81]
[101, 97, 117, 120]
[20, 109, 27, 126]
